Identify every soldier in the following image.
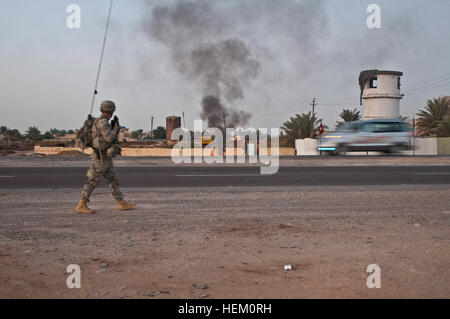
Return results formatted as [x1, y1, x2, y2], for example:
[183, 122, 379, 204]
[75, 100, 135, 214]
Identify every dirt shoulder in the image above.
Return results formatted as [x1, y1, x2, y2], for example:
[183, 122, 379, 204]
[0, 185, 449, 298]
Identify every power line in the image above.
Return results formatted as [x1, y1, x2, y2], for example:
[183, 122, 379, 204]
[315, 96, 359, 101]
[404, 76, 450, 92]
[403, 78, 450, 96]
[310, 98, 316, 138]
[250, 72, 450, 121]
[403, 72, 450, 90]
[318, 102, 360, 106]
[252, 100, 357, 121]
[251, 105, 304, 119]
[315, 72, 450, 103]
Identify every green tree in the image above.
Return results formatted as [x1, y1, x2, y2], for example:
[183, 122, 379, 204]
[42, 131, 54, 139]
[152, 126, 166, 139]
[336, 108, 361, 128]
[26, 126, 43, 141]
[49, 128, 67, 137]
[0, 126, 8, 134]
[5, 129, 23, 140]
[436, 116, 450, 137]
[416, 97, 449, 136]
[281, 112, 325, 146]
[131, 129, 144, 140]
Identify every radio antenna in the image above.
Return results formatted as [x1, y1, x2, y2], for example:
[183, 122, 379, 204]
[89, 0, 114, 115]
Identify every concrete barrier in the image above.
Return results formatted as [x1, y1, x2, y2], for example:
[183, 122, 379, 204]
[122, 148, 172, 157]
[295, 139, 318, 156]
[35, 146, 174, 157]
[437, 137, 450, 155]
[34, 146, 293, 157]
[34, 146, 92, 155]
[279, 147, 296, 156]
[258, 147, 294, 156]
[403, 137, 438, 155]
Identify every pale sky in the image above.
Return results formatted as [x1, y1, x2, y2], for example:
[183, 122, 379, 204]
[1, 0, 449, 132]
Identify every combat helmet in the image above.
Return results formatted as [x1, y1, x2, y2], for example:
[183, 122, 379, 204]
[100, 100, 116, 113]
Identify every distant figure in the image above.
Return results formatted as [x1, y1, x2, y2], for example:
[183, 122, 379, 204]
[75, 100, 135, 214]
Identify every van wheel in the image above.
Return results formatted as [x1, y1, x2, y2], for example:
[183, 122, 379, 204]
[337, 144, 348, 155]
[387, 145, 401, 154]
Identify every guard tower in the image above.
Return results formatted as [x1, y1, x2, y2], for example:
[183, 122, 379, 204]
[359, 70, 403, 119]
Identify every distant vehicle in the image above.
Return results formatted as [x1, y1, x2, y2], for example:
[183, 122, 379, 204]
[318, 119, 412, 155]
[202, 135, 213, 146]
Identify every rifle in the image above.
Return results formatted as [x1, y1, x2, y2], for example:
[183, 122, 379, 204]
[111, 115, 119, 129]
[110, 116, 120, 143]
[106, 115, 122, 158]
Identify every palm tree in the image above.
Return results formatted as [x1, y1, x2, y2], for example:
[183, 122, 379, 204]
[416, 97, 449, 136]
[25, 126, 42, 141]
[152, 126, 166, 139]
[281, 112, 325, 146]
[131, 129, 144, 140]
[436, 116, 450, 137]
[5, 129, 23, 140]
[336, 108, 361, 128]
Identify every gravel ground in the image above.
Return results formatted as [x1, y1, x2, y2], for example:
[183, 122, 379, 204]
[0, 185, 449, 298]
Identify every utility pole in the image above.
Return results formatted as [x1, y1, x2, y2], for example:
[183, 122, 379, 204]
[150, 116, 154, 140]
[412, 117, 416, 156]
[223, 112, 227, 130]
[310, 98, 317, 138]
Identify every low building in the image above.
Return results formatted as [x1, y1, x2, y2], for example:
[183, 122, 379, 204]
[118, 128, 135, 142]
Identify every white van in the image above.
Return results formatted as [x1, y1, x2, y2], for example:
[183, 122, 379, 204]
[318, 119, 412, 154]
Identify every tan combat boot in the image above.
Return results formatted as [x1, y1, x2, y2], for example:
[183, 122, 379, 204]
[75, 200, 95, 214]
[117, 199, 136, 211]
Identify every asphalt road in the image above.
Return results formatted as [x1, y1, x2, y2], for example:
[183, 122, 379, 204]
[0, 166, 449, 188]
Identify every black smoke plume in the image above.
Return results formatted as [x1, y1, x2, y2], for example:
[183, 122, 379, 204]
[144, 0, 259, 129]
[201, 95, 252, 130]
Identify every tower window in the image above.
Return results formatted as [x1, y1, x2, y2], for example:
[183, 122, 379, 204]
[369, 77, 378, 88]
[397, 77, 401, 90]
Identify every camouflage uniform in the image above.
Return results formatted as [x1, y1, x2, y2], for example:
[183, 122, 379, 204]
[80, 114, 123, 202]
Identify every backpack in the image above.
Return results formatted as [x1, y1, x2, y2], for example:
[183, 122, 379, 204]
[76, 115, 95, 150]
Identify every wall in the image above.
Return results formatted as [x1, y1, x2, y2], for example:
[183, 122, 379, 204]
[295, 139, 318, 155]
[437, 137, 450, 155]
[258, 147, 295, 156]
[402, 137, 438, 155]
[34, 146, 92, 155]
[34, 146, 295, 157]
[122, 148, 173, 157]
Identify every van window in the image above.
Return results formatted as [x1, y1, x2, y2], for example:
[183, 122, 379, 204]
[360, 122, 374, 132]
[371, 122, 404, 133]
[337, 122, 359, 133]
